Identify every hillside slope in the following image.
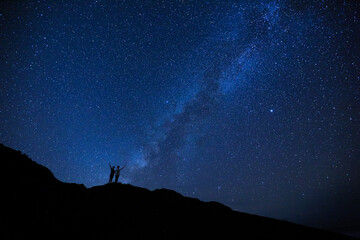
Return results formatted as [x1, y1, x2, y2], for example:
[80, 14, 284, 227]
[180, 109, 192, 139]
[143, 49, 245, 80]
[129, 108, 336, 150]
[1, 144, 355, 240]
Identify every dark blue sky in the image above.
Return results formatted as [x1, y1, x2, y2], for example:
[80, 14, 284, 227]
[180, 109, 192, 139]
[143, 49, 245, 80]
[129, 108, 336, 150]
[1, 0, 359, 236]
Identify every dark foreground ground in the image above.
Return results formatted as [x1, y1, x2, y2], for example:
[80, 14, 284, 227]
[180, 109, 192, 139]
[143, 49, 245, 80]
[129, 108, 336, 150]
[1, 144, 356, 240]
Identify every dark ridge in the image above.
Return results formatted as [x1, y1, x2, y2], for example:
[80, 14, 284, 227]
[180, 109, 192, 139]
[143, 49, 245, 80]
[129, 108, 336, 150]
[2, 143, 59, 185]
[1, 144, 355, 240]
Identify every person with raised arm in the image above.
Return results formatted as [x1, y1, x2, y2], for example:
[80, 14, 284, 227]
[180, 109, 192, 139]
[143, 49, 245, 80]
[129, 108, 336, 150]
[108, 163, 115, 183]
[114, 165, 126, 183]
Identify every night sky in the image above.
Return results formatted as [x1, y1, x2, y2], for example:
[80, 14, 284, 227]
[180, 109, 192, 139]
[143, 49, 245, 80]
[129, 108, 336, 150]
[1, 0, 360, 236]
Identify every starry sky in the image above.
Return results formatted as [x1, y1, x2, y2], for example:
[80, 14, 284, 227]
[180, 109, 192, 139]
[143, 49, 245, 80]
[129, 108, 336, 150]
[1, 0, 360, 236]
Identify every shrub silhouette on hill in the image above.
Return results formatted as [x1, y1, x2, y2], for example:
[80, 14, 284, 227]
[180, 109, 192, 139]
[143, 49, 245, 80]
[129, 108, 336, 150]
[1, 144, 355, 240]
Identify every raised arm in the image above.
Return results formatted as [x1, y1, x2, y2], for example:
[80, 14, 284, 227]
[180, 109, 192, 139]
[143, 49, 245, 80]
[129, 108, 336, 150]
[120, 165, 126, 171]
[108, 163, 112, 168]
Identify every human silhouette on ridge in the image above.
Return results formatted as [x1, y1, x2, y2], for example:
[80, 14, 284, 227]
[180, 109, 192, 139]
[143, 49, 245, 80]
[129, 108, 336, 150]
[114, 165, 126, 183]
[108, 163, 115, 183]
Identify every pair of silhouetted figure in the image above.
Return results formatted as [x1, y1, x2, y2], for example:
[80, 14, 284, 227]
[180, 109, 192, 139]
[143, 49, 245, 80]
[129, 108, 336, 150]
[108, 163, 126, 183]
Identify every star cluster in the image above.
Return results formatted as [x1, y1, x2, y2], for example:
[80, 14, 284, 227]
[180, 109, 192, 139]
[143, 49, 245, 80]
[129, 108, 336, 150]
[1, 0, 359, 236]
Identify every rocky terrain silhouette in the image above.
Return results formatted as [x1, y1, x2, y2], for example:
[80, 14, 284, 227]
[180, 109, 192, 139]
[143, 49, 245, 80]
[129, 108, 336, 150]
[1, 144, 355, 240]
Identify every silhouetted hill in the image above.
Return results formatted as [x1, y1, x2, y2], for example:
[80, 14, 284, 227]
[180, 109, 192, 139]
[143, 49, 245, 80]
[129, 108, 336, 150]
[1, 144, 356, 240]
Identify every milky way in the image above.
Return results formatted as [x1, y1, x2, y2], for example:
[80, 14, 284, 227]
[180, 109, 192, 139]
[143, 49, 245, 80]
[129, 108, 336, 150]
[1, 0, 359, 236]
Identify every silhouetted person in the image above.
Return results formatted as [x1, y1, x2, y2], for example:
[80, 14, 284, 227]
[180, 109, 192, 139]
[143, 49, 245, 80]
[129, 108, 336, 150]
[114, 165, 126, 183]
[108, 163, 115, 183]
